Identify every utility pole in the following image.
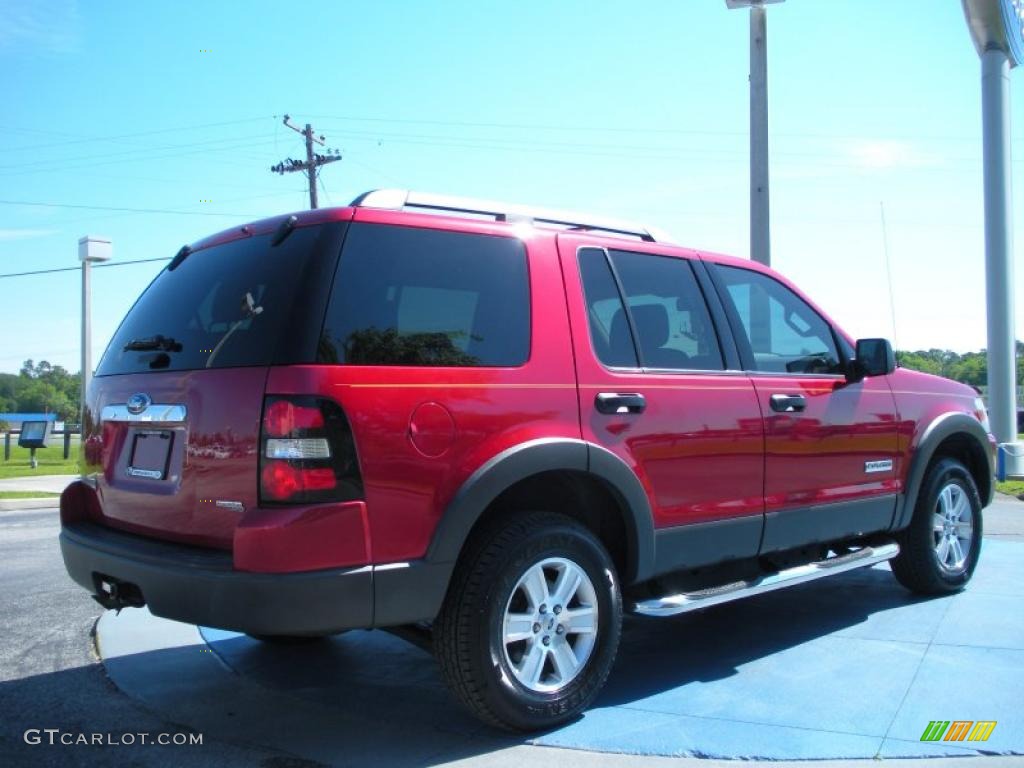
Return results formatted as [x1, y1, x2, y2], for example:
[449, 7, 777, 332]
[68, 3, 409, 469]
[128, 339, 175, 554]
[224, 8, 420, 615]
[271, 115, 342, 209]
[726, 0, 784, 267]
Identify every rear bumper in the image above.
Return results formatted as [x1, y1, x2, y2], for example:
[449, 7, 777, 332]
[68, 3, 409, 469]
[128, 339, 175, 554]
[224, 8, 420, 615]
[60, 522, 450, 635]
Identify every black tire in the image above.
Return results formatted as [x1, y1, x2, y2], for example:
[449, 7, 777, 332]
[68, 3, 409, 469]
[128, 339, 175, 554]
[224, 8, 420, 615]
[891, 457, 983, 595]
[434, 511, 622, 732]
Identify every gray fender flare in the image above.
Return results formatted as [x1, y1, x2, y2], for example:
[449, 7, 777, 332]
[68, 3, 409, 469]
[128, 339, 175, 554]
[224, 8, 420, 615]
[425, 438, 656, 584]
[894, 412, 994, 530]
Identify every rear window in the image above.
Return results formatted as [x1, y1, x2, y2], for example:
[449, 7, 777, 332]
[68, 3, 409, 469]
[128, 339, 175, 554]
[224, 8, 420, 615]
[97, 223, 345, 375]
[318, 223, 530, 367]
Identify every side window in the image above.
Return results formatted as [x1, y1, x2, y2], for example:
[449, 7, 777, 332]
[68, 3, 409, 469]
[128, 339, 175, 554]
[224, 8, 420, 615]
[577, 247, 724, 371]
[319, 224, 530, 366]
[578, 248, 639, 368]
[609, 249, 724, 371]
[714, 265, 842, 375]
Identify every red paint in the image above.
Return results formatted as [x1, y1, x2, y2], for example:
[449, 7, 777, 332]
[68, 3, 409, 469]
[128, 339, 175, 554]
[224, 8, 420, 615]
[233, 501, 369, 572]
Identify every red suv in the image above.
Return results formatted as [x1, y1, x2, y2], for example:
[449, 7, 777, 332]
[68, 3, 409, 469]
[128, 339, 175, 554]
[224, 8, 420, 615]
[61, 189, 995, 731]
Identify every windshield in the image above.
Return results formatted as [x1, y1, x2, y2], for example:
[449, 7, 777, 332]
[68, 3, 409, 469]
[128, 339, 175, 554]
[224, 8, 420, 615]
[97, 222, 345, 375]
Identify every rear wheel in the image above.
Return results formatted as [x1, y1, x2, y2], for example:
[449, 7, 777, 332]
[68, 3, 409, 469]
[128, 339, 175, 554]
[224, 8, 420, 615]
[434, 511, 621, 731]
[891, 457, 983, 595]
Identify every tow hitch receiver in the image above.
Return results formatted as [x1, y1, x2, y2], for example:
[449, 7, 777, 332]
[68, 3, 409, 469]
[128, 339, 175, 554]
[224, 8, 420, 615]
[92, 574, 145, 611]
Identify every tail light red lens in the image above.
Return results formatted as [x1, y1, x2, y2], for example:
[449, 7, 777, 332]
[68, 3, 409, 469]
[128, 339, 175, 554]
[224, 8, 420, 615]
[263, 399, 325, 437]
[259, 395, 363, 505]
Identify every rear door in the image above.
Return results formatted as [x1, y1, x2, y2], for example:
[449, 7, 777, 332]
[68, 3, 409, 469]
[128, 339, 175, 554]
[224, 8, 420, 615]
[558, 234, 765, 573]
[83, 221, 347, 549]
[707, 262, 900, 553]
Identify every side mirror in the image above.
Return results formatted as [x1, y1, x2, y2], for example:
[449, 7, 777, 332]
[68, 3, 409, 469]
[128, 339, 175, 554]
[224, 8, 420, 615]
[850, 338, 895, 381]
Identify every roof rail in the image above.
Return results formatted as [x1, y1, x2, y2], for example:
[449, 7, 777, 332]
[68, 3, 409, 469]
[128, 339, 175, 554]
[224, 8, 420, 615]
[350, 189, 670, 243]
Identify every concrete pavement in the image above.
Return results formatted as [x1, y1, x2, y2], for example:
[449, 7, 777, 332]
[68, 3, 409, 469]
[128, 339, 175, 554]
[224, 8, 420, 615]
[0, 475, 75, 511]
[0, 474, 76, 494]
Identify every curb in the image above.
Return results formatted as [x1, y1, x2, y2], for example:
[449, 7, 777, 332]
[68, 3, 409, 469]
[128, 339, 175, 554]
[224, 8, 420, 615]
[0, 499, 59, 511]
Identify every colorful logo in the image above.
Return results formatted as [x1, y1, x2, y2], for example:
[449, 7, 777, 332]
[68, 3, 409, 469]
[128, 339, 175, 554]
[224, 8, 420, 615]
[920, 721, 997, 742]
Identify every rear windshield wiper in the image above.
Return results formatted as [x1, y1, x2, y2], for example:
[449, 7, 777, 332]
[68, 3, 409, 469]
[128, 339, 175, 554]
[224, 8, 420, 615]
[124, 334, 182, 352]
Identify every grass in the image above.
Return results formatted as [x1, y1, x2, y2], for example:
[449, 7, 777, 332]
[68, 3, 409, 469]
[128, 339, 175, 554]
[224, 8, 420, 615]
[994, 434, 1024, 499]
[996, 480, 1024, 498]
[0, 439, 80, 480]
[0, 491, 60, 499]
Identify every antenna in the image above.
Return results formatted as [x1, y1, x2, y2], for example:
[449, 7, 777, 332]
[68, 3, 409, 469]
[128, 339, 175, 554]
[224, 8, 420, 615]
[880, 201, 899, 349]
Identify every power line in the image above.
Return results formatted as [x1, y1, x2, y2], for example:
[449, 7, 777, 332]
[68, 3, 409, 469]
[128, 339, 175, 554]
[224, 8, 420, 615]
[0, 199, 260, 217]
[0, 257, 170, 280]
[0, 116, 275, 153]
[0, 134, 282, 176]
[52, 188, 309, 230]
[322, 126, 1004, 168]
[308, 113, 1024, 145]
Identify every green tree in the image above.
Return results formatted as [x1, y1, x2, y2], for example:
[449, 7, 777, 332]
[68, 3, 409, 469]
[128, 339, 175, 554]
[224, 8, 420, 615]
[897, 342, 1023, 390]
[13, 360, 80, 420]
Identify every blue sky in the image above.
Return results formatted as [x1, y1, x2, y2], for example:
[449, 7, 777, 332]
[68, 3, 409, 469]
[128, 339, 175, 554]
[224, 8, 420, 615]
[1, 0, 1021, 373]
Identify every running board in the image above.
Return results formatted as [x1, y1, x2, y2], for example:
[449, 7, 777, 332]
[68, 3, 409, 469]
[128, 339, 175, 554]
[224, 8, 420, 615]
[632, 541, 900, 618]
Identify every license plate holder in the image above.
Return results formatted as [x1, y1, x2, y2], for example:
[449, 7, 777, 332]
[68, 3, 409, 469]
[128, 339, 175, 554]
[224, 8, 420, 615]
[126, 430, 173, 480]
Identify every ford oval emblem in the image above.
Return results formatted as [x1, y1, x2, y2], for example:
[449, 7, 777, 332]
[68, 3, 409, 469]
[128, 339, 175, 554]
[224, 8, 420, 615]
[126, 393, 152, 415]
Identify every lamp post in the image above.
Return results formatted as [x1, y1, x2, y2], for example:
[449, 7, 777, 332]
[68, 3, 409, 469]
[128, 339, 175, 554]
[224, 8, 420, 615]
[78, 236, 111, 426]
[962, 0, 1022, 447]
[726, 0, 785, 267]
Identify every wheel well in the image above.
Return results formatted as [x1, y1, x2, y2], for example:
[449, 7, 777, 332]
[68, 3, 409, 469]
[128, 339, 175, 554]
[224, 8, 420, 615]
[464, 470, 631, 579]
[930, 432, 991, 504]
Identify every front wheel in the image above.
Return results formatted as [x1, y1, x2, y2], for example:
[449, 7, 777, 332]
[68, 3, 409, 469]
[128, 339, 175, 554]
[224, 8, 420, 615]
[891, 457, 983, 595]
[434, 512, 622, 731]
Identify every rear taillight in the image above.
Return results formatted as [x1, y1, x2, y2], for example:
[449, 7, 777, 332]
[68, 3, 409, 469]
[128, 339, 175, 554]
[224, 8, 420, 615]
[259, 395, 363, 504]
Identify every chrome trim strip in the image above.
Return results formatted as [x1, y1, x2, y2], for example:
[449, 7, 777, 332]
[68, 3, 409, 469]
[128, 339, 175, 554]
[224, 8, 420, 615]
[100, 404, 187, 423]
[373, 562, 411, 572]
[632, 541, 899, 617]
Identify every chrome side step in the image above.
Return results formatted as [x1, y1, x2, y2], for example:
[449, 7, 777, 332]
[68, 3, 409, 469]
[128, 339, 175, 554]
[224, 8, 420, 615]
[632, 541, 900, 618]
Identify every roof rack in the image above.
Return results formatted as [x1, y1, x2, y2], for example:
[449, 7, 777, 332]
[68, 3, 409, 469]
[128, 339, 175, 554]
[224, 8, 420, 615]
[350, 189, 670, 243]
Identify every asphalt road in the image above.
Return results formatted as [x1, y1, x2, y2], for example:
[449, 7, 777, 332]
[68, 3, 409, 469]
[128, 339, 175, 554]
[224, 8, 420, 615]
[0, 507, 290, 768]
[1, 499, 1021, 768]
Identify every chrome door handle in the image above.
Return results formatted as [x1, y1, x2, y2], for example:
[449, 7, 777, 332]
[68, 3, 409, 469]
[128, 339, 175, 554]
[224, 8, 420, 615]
[770, 394, 807, 413]
[595, 393, 646, 415]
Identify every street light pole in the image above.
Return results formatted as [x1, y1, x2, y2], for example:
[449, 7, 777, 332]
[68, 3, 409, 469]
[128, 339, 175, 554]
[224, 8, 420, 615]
[78, 236, 111, 426]
[727, 0, 784, 267]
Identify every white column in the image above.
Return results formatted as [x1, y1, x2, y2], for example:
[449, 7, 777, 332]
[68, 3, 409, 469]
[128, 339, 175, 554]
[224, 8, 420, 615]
[981, 48, 1018, 443]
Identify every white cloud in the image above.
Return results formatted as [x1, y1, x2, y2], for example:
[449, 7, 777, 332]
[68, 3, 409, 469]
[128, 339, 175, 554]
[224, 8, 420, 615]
[0, 228, 58, 241]
[0, 1, 81, 54]
[842, 139, 939, 171]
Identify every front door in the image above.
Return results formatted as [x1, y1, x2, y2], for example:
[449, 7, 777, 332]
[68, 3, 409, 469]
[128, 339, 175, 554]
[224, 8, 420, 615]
[558, 235, 766, 574]
[708, 262, 901, 553]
